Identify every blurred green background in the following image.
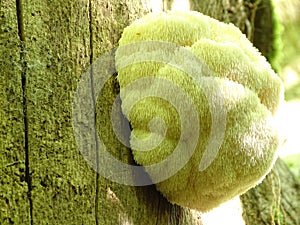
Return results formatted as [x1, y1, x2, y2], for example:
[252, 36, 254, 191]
[273, 0, 300, 181]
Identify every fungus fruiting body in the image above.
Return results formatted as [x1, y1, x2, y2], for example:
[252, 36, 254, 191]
[115, 11, 283, 212]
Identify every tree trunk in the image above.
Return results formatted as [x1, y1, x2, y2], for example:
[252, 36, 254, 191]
[1, 0, 298, 224]
[241, 158, 300, 225]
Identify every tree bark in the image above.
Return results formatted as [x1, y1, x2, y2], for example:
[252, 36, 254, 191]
[241, 158, 300, 225]
[1, 0, 298, 224]
[0, 1, 30, 224]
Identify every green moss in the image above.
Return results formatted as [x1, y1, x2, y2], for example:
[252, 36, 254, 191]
[273, 205, 285, 225]
[0, 1, 30, 224]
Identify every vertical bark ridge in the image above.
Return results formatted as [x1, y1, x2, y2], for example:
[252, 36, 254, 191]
[15, 0, 33, 224]
[88, 1, 100, 224]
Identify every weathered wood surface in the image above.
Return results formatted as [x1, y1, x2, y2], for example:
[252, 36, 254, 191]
[0, 1, 30, 223]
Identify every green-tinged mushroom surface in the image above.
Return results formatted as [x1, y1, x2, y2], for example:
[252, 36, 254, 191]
[116, 11, 284, 212]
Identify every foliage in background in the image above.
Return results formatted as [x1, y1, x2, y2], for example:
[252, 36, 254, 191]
[274, 0, 300, 101]
[273, 0, 300, 182]
[284, 154, 300, 181]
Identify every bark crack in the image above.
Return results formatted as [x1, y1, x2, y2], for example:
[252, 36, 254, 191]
[16, 0, 33, 224]
[88, 1, 99, 224]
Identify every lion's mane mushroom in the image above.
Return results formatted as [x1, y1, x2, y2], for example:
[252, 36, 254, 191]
[115, 11, 284, 212]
